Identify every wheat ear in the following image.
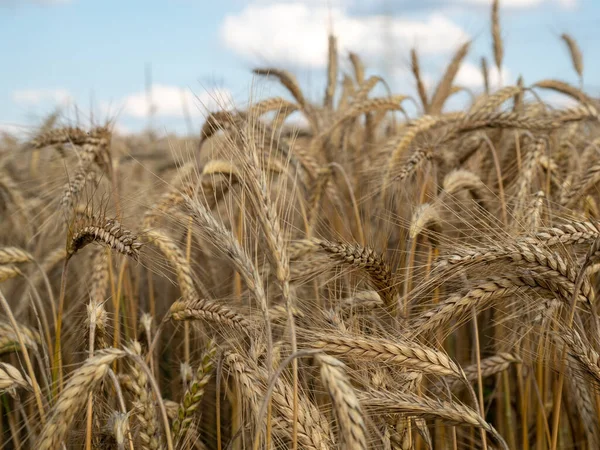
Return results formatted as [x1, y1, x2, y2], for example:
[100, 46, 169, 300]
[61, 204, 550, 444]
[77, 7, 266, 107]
[360, 390, 507, 448]
[307, 332, 463, 377]
[316, 354, 367, 450]
[492, 0, 503, 77]
[411, 48, 429, 112]
[172, 340, 216, 440]
[169, 297, 250, 333]
[561, 33, 583, 83]
[37, 349, 127, 450]
[0, 247, 34, 265]
[429, 41, 471, 113]
[128, 341, 164, 450]
[0, 362, 30, 396]
[69, 215, 142, 260]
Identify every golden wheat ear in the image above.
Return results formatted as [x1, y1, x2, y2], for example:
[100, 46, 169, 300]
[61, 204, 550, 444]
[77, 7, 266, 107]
[561, 33, 584, 84]
[168, 297, 251, 333]
[0, 362, 30, 396]
[253, 68, 319, 131]
[429, 41, 471, 114]
[36, 349, 128, 450]
[360, 389, 506, 448]
[171, 340, 217, 441]
[316, 354, 368, 450]
[324, 34, 338, 111]
[410, 48, 429, 113]
[533, 79, 590, 106]
[481, 56, 490, 94]
[68, 215, 142, 260]
[253, 68, 306, 108]
[492, 0, 504, 78]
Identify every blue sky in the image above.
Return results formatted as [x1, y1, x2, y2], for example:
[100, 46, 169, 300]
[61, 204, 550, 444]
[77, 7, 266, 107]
[1, 0, 598, 136]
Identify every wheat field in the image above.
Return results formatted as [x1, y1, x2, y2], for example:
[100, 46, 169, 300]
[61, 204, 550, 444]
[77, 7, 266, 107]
[2, 1, 600, 449]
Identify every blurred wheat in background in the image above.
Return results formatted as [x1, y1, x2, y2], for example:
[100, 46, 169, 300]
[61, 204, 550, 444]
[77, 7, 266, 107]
[2, 0, 600, 449]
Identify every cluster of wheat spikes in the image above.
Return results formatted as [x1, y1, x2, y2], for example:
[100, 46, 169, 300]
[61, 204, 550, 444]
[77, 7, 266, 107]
[2, 1, 600, 449]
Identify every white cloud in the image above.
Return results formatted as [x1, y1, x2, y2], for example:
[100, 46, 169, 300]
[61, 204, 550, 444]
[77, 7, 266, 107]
[114, 85, 234, 119]
[455, 0, 576, 8]
[251, 0, 352, 4]
[0, 123, 28, 138]
[455, 62, 511, 90]
[12, 88, 72, 106]
[240, 0, 575, 13]
[457, 0, 543, 6]
[0, 0, 71, 6]
[555, 0, 577, 8]
[541, 91, 578, 108]
[373, 0, 573, 9]
[112, 123, 133, 136]
[221, 3, 469, 68]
